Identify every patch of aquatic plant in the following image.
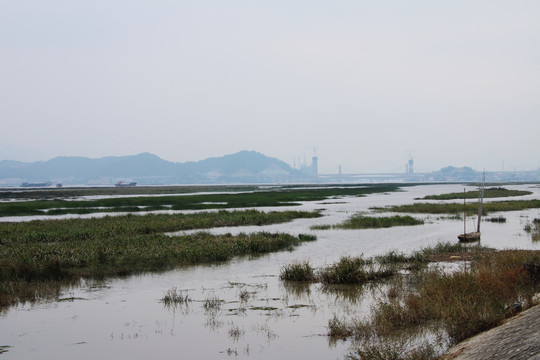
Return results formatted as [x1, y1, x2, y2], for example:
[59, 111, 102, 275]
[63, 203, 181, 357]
[320, 257, 395, 285]
[0, 184, 399, 217]
[280, 261, 317, 282]
[311, 215, 424, 230]
[329, 249, 540, 352]
[203, 294, 223, 312]
[0, 210, 317, 308]
[376, 199, 540, 215]
[0, 210, 320, 245]
[524, 218, 540, 241]
[421, 187, 532, 200]
[486, 215, 507, 223]
[339, 215, 424, 229]
[310, 224, 332, 230]
[162, 287, 191, 307]
[0, 185, 259, 200]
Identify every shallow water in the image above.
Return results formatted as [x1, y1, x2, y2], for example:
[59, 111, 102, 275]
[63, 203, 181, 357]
[1, 184, 540, 359]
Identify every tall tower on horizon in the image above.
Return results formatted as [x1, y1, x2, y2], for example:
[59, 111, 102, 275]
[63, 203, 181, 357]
[312, 156, 318, 178]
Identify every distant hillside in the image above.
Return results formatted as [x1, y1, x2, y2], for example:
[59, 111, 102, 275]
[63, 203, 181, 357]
[0, 151, 311, 186]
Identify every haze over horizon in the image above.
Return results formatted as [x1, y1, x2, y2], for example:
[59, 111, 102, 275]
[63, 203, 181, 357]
[1, 1, 539, 174]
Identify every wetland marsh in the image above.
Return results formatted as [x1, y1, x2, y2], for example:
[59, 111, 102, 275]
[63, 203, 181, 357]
[1, 183, 540, 359]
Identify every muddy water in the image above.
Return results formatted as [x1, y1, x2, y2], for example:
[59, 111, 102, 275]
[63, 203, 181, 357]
[1, 184, 540, 359]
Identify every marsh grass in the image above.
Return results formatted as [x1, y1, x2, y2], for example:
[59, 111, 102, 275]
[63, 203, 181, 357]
[524, 218, 540, 241]
[162, 287, 191, 307]
[0, 185, 398, 217]
[486, 216, 507, 223]
[377, 199, 540, 215]
[203, 294, 223, 312]
[339, 215, 424, 229]
[421, 187, 532, 200]
[311, 215, 424, 230]
[329, 248, 540, 358]
[320, 257, 396, 285]
[0, 210, 318, 308]
[280, 261, 316, 282]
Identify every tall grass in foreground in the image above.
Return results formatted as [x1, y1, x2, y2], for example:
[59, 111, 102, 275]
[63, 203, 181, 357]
[331, 249, 540, 360]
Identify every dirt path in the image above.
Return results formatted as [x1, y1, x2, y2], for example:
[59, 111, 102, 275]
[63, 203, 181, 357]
[442, 305, 540, 360]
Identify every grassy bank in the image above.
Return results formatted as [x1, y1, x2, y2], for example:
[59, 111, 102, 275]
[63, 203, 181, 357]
[0, 210, 319, 308]
[323, 247, 540, 359]
[0, 184, 398, 217]
[421, 187, 532, 200]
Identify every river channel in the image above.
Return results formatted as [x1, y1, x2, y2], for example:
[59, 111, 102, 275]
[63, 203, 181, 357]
[1, 184, 539, 359]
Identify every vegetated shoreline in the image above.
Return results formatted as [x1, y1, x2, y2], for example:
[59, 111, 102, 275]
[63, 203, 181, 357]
[0, 210, 320, 308]
[0, 184, 399, 217]
[281, 244, 540, 360]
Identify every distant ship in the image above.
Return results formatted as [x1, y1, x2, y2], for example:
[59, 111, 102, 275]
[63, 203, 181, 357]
[115, 181, 137, 187]
[21, 181, 53, 187]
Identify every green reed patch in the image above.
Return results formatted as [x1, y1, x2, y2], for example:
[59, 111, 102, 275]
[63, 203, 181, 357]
[339, 215, 424, 229]
[0, 184, 399, 217]
[280, 261, 317, 282]
[421, 187, 532, 200]
[376, 199, 540, 215]
[0, 210, 319, 308]
[311, 214, 424, 230]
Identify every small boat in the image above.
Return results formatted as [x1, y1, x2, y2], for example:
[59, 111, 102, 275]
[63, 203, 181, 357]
[115, 181, 137, 187]
[458, 173, 485, 242]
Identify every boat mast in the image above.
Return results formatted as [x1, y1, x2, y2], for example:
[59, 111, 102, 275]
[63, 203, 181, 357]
[476, 171, 485, 233]
[463, 188, 466, 235]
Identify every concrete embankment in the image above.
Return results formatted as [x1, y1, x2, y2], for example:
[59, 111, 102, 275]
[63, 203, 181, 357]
[442, 305, 540, 360]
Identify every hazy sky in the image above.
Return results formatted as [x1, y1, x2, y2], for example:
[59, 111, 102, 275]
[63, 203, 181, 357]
[1, 1, 539, 173]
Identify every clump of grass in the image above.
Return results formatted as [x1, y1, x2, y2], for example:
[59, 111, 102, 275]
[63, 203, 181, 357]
[310, 224, 332, 230]
[320, 257, 395, 285]
[203, 294, 223, 311]
[486, 216, 507, 223]
[328, 315, 355, 339]
[162, 287, 190, 307]
[524, 218, 540, 241]
[280, 261, 316, 282]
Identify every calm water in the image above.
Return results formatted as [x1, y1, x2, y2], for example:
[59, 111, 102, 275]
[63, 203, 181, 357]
[1, 184, 539, 359]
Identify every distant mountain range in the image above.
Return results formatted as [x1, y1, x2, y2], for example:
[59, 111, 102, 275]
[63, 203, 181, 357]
[1, 151, 539, 187]
[0, 151, 316, 186]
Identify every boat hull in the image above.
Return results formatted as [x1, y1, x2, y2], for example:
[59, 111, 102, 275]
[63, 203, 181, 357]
[458, 232, 481, 242]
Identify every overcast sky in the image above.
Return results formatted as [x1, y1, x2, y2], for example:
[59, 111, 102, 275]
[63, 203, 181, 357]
[1, 1, 539, 173]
